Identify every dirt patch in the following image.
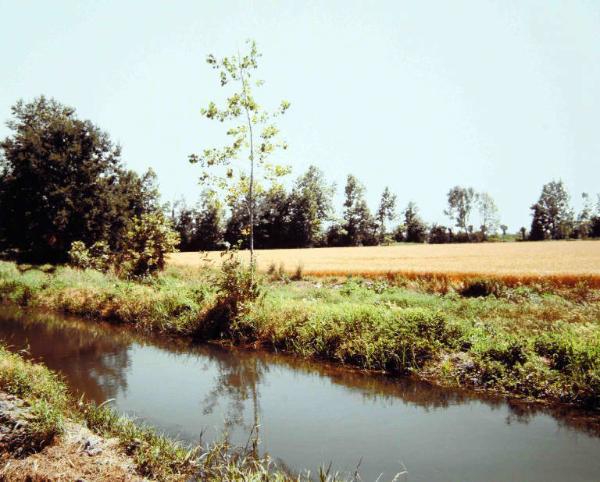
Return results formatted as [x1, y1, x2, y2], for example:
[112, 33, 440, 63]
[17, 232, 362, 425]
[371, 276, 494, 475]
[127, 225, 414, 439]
[0, 393, 144, 481]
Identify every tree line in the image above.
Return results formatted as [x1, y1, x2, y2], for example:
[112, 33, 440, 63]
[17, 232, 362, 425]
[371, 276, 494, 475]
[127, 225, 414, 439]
[1, 96, 599, 267]
[172, 171, 600, 251]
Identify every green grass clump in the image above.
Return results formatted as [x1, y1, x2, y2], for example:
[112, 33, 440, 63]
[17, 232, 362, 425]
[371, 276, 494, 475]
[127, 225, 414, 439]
[0, 345, 68, 450]
[84, 403, 198, 479]
[238, 301, 462, 372]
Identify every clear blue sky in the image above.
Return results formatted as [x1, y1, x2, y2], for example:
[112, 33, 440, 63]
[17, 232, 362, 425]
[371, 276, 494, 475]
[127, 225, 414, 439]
[1, 0, 599, 231]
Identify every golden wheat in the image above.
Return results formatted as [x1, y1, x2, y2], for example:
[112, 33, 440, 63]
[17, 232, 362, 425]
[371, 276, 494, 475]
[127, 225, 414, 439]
[169, 240, 600, 284]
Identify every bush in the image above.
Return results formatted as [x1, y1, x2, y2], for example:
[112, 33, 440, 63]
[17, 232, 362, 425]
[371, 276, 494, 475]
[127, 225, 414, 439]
[68, 241, 91, 269]
[203, 253, 263, 338]
[68, 240, 112, 272]
[428, 224, 451, 244]
[116, 212, 180, 279]
[481, 338, 528, 367]
[460, 278, 500, 298]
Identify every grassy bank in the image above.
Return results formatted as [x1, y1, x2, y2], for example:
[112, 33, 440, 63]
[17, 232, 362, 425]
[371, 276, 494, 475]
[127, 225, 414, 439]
[1, 260, 599, 410]
[0, 344, 355, 481]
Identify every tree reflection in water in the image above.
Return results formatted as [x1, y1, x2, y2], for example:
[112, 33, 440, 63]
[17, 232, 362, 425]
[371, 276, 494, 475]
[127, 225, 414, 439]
[0, 306, 132, 403]
[201, 346, 269, 435]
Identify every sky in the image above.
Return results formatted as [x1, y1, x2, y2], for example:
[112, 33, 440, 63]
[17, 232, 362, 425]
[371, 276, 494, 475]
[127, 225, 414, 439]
[1, 0, 599, 231]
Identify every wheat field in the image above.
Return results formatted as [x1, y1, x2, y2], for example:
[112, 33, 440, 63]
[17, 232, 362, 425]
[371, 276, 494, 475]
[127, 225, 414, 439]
[169, 240, 600, 282]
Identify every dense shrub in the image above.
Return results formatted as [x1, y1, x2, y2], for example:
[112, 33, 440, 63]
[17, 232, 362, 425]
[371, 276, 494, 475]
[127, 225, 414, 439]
[480, 338, 528, 368]
[203, 254, 263, 338]
[460, 278, 500, 298]
[116, 212, 180, 279]
[428, 224, 451, 244]
[68, 240, 111, 272]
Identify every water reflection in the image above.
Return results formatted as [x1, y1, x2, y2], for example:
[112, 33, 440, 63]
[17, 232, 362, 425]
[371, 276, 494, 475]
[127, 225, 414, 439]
[201, 348, 267, 433]
[0, 307, 131, 402]
[0, 306, 599, 481]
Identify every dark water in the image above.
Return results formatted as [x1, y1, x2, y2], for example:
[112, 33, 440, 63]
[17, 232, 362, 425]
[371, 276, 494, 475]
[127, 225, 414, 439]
[0, 307, 599, 481]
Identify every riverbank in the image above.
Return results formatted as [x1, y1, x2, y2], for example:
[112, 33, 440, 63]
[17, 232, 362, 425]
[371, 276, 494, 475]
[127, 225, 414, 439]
[0, 344, 196, 480]
[1, 260, 599, 410]
[0, 345, 332, 481]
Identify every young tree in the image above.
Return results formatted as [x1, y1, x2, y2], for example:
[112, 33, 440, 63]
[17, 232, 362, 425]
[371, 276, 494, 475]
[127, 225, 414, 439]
[477, 192, 500, 239]
[189, 40, 291, 272]
[444, 186, 476, 235]
[529, 180, 574, 240]
[403, 202, 427, 243]
[376, 187, 397, 243]
[342, 174, 376, 246]
[288, 165, 334, 247]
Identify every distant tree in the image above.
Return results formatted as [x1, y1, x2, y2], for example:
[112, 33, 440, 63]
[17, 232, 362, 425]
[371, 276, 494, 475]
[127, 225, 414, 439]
[477, 192, 500, 239]
[224, 183, 253, 249]
[392, 225, 405, 242]
[429, 224, 451, 244]
[0, 96, 156, 262]
[500, 224, 508, 239]
[591, 194, 600, 238]
[172, 200, 196, 250]
[375, 187, 397, 243]
[189, 40, 291, 273]
[325, 221, 347, 247]
[519, 227, 527, 241]
[403, 202, 427, 243]
[288, 165, 334, 247]
[444, 186, 476, 235]
[342, 175, 377, 246]
[529, 180, 574, 240]
[194, 192, 225, 251]
[574, 192, 593, 239]
[529, 203, 548, 241]
[255, 185, 292, 248]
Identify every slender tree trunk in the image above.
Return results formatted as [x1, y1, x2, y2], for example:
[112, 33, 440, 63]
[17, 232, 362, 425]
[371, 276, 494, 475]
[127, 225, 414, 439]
[238, 53, 256, 278]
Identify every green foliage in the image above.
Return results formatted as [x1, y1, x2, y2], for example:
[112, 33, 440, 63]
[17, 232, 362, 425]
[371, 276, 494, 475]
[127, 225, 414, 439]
[428, 224, 451, 244]
[342, 175, 377, 246]
[375, 186, 397, 242]
[215, 253, 263, 326]
[529, 180, 574, 240]
[0, 97, 159, 262]
[117, 212, 180, 279]
[288, 165, 335, 247]
[0, 346, 68, 450]
[403, 201, 427, 243]
[68, 240, 111, 272]
[172, 192, 225, 251]
[84, 404, 197, 479]
[444, 186, 476, 233]
[190, 39, 291, 259]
